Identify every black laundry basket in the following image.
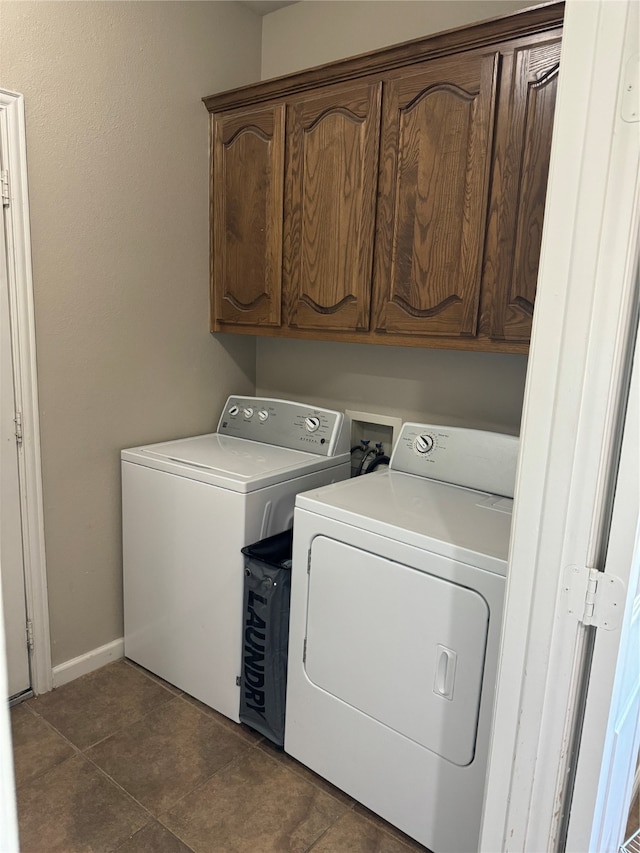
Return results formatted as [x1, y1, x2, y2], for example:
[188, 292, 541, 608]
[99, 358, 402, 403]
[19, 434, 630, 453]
[239, 528, 293, 747]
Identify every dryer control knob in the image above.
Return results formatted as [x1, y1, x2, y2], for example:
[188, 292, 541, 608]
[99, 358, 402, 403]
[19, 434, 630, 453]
[243, 407, 254, 420]
[228, 405, 239, 417]
[415, 434, 434, 454]
[258, 409, 269, 423]
[305, 416, 320, 433]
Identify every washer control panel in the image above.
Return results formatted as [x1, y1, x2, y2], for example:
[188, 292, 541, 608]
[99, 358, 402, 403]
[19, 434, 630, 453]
[390, 422, 520, 498]
[217, 396, 349, 456]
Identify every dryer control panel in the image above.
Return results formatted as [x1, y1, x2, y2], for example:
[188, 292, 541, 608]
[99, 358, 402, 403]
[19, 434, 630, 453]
[390, 423, 519, 498]
[217, 397, 349, 457]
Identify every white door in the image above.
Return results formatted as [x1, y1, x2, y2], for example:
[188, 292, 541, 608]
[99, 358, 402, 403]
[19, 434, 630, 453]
[479, 0, 639, 848]
[565, 312, 640, 852]
[0, 116, 30, 699]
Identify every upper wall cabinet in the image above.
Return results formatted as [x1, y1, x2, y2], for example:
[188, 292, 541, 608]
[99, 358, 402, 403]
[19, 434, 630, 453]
[372, 51, 498, 340]
[212, 104, 285, 328]
[204, 2, 564, 353]
[481, 38, 562, 342]
[284, 80, 382, 332]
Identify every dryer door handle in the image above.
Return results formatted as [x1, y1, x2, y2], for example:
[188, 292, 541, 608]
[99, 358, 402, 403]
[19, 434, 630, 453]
[433, 645, 457, 701]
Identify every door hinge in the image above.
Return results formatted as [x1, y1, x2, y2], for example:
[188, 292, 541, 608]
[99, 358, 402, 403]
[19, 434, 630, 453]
[303, 638, 307, 664]
[14, 411, 23, 446]
[1, 170, 9, 207]
[26, 619, 34, 651]
[307, 550, 311, 573]
[565, 565, 625, 630]
[236, 675, 241, 687]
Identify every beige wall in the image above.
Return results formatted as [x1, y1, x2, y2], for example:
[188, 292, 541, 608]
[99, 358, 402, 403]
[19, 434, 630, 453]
[1, 1, 261, 667]
[258, 339, 527, 434]
[262, 0, 535, 78]
[0, 0, 535, 672]
[257, 0, 532, 434]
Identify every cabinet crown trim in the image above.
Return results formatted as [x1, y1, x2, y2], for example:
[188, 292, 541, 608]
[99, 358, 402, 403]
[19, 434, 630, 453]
[203, 2, 564, 112]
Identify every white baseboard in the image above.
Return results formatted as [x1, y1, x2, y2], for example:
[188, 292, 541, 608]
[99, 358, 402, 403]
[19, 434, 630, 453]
[51, 638, 124, 689]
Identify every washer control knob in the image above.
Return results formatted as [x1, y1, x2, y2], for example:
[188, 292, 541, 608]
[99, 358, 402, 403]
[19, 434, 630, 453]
[228, 405, 239, 417]
[415, 434, 434, 454]
[258, 409, 269, 423]
[243, 407, 254, 420]
[305, 416, 320, 433]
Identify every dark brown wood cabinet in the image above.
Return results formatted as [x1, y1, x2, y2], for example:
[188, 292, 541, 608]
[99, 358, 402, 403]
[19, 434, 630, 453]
[204, 2, 564, 353]
[372, 51, 499, 340]
[284, 80, 382, 332]
[482, 37, 562, 342]
[211, 104, 285, 329]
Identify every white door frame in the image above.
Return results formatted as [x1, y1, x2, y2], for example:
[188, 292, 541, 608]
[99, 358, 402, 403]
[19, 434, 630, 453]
[480, 0, 640, 850]
[565, 295, 640, 852]
[0, 88, 51, 696]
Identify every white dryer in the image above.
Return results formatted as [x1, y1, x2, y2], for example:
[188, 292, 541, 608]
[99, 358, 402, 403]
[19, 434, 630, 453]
[285, 422, 519, 853]
[122, 396, 350, 723]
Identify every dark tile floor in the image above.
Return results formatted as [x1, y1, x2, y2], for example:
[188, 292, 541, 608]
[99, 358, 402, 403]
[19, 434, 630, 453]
[11, 660, 430, 853]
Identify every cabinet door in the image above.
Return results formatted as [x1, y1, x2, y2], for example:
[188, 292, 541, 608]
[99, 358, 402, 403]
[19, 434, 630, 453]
[284, 81, 382, 332]
[212, 104, 285, 329]
[483, 38, 561, 342]
[372, 52, 499, 339]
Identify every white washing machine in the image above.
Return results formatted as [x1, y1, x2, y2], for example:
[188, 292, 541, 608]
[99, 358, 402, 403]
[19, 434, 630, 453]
[122, 396, 350, 723]
[285, 422, 519, 853]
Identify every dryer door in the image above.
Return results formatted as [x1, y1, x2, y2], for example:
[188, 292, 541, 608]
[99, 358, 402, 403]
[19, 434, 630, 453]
[305, 536, 489, 766]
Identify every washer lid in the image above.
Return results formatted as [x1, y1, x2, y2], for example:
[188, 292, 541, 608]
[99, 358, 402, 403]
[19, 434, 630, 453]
[121, 434, 349, 492]
[295, 469, 512, 575]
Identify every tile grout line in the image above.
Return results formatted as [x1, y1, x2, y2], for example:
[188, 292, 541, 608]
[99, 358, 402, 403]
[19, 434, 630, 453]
[19, 661, 425, 851]
[79, 696, 258, 826]
[154, 747, 255, 821]
[80, 690, 183, 751]
[22, 666, 259, 824]
[82, 675, 421, 852]
[174, 694, 265, 745]
[354, 807, 431, 852]
[256, 740, 358, 810]
[122, 658, 271, 751]
[153, 743, 352, 853]
[18, 700, 42, 720]
[79, 751, 200, 853]
[75, 673, 264, 849]
[122, 658, 358, 847]
[14, 698, 195, 853]
[354, 806, 430, 853]
[12, 702, 164, 834]
[151, 748, 280, 853]
[253, 743, 426, 851]
[110, 825, 198, 853]
[303, 804, 427, 853]
[303, 816, 345, 852]
[121, 658, 184, 697]
[15, 685, 206, 839]
[11, 702, 85, 789]
[66, 656, 351, 809]
[28, 688, 182, 752]
[24, 660, 178, 748]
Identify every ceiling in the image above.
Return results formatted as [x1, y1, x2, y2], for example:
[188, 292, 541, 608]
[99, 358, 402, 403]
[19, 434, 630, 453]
[241, 1, 297, 16]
